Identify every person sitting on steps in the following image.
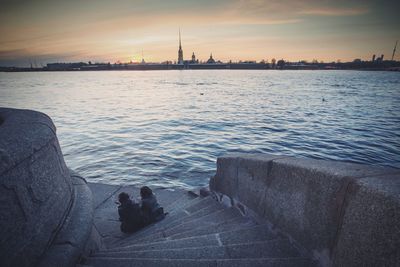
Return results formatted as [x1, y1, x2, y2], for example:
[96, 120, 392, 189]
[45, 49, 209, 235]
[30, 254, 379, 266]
[117, 192, 144, 233]
[140, 186, 166, 225]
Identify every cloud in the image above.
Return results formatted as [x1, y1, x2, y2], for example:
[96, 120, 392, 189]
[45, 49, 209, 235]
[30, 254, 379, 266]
[0, 49, 31, 59]
[227, 0, 370, 18]
[0, 0, 397, 66]
[0, 50, 85, 67]
[299, 7, 369, 16]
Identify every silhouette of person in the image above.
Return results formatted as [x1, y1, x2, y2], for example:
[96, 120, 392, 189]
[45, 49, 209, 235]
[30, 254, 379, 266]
[140, 186, 165, 225]
[117, 192, 144, 233]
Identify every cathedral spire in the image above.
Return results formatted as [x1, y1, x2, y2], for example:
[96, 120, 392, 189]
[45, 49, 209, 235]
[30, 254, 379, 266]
[179, 28, 182, 49]
[178, 28, 184, 64]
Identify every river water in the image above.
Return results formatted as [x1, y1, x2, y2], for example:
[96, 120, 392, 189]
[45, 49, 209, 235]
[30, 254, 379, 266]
[1, 70, 399, 189]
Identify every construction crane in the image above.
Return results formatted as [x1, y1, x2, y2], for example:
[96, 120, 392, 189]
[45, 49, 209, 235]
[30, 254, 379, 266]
[392, 40, 398, 61]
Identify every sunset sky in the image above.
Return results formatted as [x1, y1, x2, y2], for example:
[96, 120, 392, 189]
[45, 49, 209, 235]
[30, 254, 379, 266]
[1, 0, 399, 66]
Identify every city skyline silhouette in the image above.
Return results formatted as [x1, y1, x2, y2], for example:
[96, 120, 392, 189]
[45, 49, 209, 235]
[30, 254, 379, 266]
[1, 0, 399, 67]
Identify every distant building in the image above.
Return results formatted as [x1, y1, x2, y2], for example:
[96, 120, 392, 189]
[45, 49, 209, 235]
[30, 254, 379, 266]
[276, 59, 285, 69]
[178, 29, 183, 64]
[207, 53, 216, 64]
[372, 54, 376, 62]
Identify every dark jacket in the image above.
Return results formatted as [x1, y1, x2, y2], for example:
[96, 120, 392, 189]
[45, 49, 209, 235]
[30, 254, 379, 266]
[141, 194, 165, 224]
[118, 199, 144, 233]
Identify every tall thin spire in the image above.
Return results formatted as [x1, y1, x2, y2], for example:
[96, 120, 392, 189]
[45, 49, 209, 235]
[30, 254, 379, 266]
[178, 28, 184, 64]
[392, 40, 398, 61]
[179, 28, 182, 49]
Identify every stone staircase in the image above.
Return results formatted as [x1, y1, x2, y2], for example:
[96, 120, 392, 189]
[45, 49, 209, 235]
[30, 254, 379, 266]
[80, 183, 316, 267]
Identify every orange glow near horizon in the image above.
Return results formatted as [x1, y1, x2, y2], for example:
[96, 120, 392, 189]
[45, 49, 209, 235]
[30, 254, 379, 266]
[0, 0, 399, 66]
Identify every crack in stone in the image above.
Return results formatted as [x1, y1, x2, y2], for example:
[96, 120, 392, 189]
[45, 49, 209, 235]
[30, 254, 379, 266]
[330, 178, 355, 261]
[0, 137, 57, 177]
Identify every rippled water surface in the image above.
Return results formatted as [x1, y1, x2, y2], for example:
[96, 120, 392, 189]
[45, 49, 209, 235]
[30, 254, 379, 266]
[1, 70, 399, 189]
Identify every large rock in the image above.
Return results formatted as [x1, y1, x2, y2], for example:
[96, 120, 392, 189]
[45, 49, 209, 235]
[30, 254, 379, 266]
[0, 108, 73, 267]
[210, 153, 400, 266]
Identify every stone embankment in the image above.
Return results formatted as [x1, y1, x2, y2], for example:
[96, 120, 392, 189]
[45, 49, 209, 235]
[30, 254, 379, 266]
[0, 108, 398, 267]
[210, 153, 400, 266]
[0, 108, 96, 267]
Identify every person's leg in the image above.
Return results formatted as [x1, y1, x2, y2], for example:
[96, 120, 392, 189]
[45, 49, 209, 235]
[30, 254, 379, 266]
[120, 222, 128, 233]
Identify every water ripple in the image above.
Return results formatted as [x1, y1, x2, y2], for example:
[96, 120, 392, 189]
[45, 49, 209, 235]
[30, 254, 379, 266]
[1, 70, 399, 189]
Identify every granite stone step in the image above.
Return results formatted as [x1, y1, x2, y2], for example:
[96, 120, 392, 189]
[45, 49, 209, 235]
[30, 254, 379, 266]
[138, 195, 210, 229]
[183, 196, 219, 213]
[85, 257, 314, 267]
[127, 217, 255, 245]
[156, 201, 224, 231]
[83, 185, 317, 267]
[92, 186, 192, 239]
[112, 209, 239, 248]
[111, 198, 224, 246]
[93, 239, 300, 259]
[120, 202, 227, 245]
[105, 193, 204, 241]
[149, 207, 245, 239]
[115, 206, 245, 248]
[149, 188, 195, 210]
[157, 197, 222, 229]
[162, 191, 200, 213]
[164, 218, 254, 240]
[101, 224, 279, 253]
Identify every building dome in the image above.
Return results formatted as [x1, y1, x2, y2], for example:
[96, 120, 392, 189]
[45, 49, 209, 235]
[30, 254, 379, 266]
[207, 53, 215, 64]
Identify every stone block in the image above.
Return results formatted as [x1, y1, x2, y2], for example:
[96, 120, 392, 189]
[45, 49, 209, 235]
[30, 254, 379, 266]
[210, 153, 283, 200]
[333, 174, 400, 266]
[39, 181, 94, 267]
[210, 154, 239, 198]
[265, 157, 397, 261]
[0, 108, 73, 267]
[0, 108, 57, 175]
[210, 153, 399, 266]
[235, 155, 284, 216]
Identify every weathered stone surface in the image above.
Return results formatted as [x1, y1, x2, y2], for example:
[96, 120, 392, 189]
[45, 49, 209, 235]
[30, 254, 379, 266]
[333, 174, 400, 266]
[0, 108, 73, 267]
[84, 226, 105, 255]
[39, 177, 94, 267]
[210, 155, 239, 198]
[0, 108, 57, 175]
[131, 218, 254, 245]
[161, 207, 243, 238]
[210, 153, 285, 202]
[104, 223, 280, 253]
[95, 239, 299, 259]
[87, 183, 121, 209]
[210, 153, 400, 266]
[86, 257, 314, 267]
[266, 157, 397, 263]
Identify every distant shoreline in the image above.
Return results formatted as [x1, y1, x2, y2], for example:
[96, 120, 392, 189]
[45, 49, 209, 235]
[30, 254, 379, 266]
[2, 65, 400, 73]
